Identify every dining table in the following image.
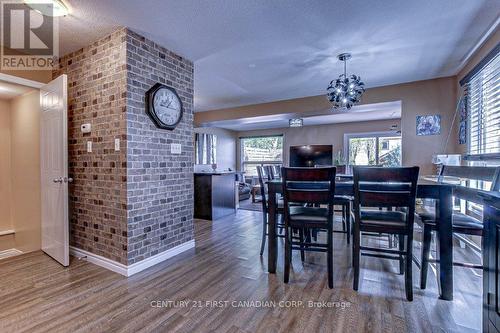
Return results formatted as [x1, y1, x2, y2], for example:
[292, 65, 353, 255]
[266, 175, 458, 301]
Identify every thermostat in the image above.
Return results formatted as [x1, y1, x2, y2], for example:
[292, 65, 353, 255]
[81, 123, 91, 133]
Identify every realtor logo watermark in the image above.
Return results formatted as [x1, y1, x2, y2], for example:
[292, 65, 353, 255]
[1, 0, 59, 70]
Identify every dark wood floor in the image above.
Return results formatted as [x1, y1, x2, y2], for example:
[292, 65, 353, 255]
[0, 210, 481, 333]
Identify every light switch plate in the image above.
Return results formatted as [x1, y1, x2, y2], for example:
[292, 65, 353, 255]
[87, 141, 92, 153]
[171, 143, 181, 154]
[81, 123, 91, 133]
[114, 138, 120, 151]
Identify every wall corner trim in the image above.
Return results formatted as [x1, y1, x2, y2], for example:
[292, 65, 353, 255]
[70, 239, 195, 277]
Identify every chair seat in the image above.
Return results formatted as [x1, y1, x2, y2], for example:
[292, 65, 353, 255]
[359, 210, 408, 232]
[421, 212, 483, 234]
[289, 206, 329, 225]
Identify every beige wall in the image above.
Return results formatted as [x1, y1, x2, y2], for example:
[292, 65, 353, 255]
[236, 119, 400, 170]
[0, 91, 41, 253]
[0, 46, 52, 83]
[0, 99, 13, 251]
[10, 91, 41, 253]
[196, 76, 458, 174]
[194, 127, 238, 171]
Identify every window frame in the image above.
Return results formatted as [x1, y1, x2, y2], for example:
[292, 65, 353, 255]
[239, 134, 284, 176]
[343, 131, 402, 166]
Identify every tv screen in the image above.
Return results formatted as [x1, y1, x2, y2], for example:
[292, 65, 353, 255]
[289, 145, 333, 167]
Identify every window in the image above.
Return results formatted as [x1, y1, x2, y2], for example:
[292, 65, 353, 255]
[240, 135, 283, 176]
[463, 46, 500, 161]
[345, 132, 401, 166]
[459, 47, 499, 216]
[195, 133, 217, 164]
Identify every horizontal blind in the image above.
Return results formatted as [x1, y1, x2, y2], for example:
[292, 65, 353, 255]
[464, 50, 500, 157]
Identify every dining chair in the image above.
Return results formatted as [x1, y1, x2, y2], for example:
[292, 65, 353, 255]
[265, 165, 276, 180]
[273, 165, 282, 178]
[282, 167, 337, 288]
[333, 165, 352, 244]
[257, 166, 286, 255]
[419, 165, 500, 289]
[352, 166, 419, 301]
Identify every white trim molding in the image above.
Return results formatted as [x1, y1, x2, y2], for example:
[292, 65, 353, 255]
[70, 239, 195, 277]
[0, 73, 45, 89]
[0, 229, 15, 236]
[0, 248, 23, 260]
[70, 246, 128, 275]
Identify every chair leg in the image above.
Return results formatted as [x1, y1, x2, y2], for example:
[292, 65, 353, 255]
[420, 225, 432, 289]
[299, 228, 305, 262]
[398, 234, 404, 275]
[346, 202, 351, 245]
[284, 226, 291, 284]
[342, 206, 346, 232]
[405, 233, 414, 301]
[353, 224, 360, 291]
[278, 214, 284, 235]
[327, 226, 334, 289]
[260, 213, 267, 256]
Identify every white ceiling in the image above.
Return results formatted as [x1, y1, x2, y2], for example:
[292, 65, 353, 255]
[202, 101, 402, 131]
[58, 0, 499, 112]
[0, 80, 36, 100]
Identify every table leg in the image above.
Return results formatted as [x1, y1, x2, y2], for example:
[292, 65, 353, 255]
[267, 186, 277, 273]
[435, 187, 454, 300]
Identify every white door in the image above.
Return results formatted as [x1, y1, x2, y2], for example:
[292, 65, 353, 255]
[40, 74, 69, 266]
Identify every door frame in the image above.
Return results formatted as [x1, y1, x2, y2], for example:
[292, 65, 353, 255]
[343, 131, 402, 166]
[0, 73, 45, 89]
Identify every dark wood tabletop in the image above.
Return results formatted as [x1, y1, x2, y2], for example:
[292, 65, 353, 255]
[266, 175, 458, 300]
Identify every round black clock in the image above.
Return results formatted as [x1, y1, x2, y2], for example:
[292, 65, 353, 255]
[146, 83, 183, 130]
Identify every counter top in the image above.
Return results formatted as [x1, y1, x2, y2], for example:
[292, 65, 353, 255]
[194, 171, 236, 176]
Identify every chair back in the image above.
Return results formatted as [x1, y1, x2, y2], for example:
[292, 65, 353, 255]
[353, 166, 419, 229]
[273, 165, 282, 178]
[439, 165, 500, 203]
[257, 166, 270, 211]
[335, 165, 347, 174]
[282, 167, 337, 220]
[440, 165, 498, 182]
[264, 165, 275, 180]
[492, 167, 500, 192]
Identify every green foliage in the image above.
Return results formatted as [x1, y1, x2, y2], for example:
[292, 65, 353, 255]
[380, 145, 401, 167]
[243, 137, 282, 150]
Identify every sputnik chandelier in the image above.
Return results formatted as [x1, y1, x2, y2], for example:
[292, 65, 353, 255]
[327, 53, 365, 110]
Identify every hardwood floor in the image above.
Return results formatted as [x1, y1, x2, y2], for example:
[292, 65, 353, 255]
[0, 210, 481, 333]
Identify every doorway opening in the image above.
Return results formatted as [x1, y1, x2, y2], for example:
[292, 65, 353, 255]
[0, 73, 69, 266]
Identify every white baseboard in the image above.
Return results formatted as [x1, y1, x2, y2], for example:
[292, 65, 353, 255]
[70, 246, 128, 275]
[70, 239, 195, 277]
[0, 248, 23, 260]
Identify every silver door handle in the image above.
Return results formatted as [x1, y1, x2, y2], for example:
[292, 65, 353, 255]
[53, 177, 63, 183]
[64, 177, 73, 183]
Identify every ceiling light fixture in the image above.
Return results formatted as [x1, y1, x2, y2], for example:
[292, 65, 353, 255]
[24, 0, 69, 17]
[289, 118, 303, 127]
[327, 53, 365, 110]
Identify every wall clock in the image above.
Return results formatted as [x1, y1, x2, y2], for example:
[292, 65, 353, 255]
[146, 83, 183, 130]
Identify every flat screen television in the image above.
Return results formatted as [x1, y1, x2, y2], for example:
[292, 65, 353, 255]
[289, 145, 333, 167]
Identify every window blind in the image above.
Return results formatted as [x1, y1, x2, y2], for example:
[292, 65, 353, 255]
[463, 48, 500, 158]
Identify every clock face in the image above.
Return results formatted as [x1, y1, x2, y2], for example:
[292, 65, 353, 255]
[152, 87, 182, 126]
